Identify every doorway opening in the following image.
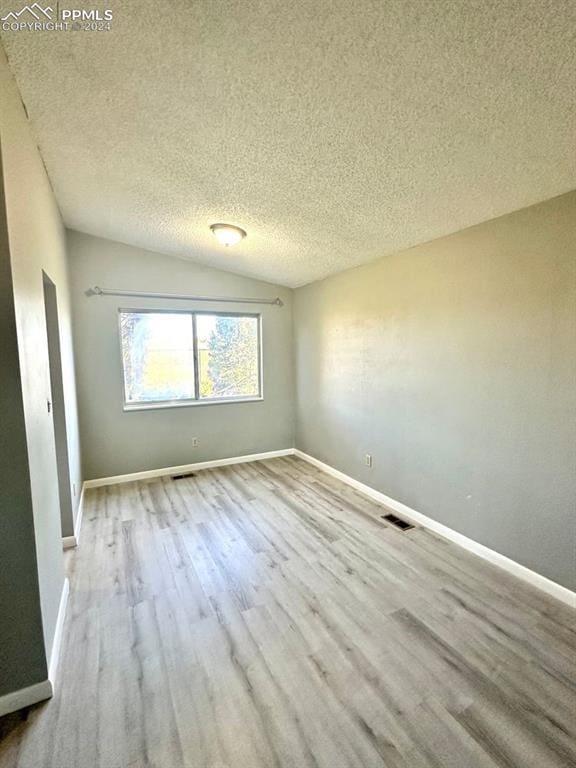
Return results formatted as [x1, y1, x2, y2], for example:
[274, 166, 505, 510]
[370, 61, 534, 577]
[42, 271, 74, 543]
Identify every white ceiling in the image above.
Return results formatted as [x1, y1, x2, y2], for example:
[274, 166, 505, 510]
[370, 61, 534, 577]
[2, 0, 576, 287]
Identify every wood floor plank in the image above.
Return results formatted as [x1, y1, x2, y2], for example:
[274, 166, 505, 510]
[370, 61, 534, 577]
[1, 456, 575, 768]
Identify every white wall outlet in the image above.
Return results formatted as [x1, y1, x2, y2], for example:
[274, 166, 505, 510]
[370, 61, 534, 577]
[364, 453, 373, 468]
[191, 437, 199, 448]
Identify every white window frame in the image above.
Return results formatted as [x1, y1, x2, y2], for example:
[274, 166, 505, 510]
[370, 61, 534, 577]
[118, 308, 263, 411]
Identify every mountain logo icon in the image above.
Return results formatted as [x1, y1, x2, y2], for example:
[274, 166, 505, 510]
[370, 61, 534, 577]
[1, 3, 53, 21]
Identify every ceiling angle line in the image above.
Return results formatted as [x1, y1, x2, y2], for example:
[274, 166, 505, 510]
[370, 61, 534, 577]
[84, 286, 284, 307]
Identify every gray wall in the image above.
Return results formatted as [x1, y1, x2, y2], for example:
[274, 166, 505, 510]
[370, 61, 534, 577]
[294, 191, 576, 591]
[0, 45, 83, 677]
[67, 231, 295, 479]
[0, 144, 48, 696]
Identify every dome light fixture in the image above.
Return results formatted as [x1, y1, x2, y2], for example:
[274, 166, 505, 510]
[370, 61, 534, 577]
[210, 223, 247, 247]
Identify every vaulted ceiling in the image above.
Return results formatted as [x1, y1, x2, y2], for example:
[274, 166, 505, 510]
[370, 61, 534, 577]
[2, 0, 575, 286]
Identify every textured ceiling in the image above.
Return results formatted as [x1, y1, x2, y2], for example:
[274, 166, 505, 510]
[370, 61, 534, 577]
[2, 0, 576, 287]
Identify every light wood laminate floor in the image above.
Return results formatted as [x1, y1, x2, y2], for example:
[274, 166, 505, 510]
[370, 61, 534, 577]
[1, 456, 575, 767]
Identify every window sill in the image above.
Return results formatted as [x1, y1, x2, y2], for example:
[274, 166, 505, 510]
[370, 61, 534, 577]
[123, 396, 264, 412]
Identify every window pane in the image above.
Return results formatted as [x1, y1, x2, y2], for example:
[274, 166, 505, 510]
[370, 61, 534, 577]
[196, 315, 260, 400]
[120, 312, 195, 403]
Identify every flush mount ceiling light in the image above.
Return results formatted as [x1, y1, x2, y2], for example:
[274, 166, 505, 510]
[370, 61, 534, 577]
[210, 223, 247, 247]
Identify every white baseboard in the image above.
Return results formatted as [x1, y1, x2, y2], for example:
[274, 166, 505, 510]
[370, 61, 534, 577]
[0, 579, 68, 717]
[0, 680, 53, 718]
[48, 577, 69, 686]
[62, 484, 86, 550]
[83, 448, 295, 489]
[294, 450, 576, 610]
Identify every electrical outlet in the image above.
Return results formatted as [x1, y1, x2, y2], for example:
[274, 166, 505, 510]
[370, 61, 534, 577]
[73, 483, 77, 497]
[364, 453, 373, 468]
[191, 437, 199, 448]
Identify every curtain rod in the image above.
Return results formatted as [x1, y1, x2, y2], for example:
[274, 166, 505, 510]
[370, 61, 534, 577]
[85, 286, 284, 307]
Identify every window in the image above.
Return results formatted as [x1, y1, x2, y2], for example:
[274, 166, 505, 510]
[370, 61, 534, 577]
[119, 310, 261, 408]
